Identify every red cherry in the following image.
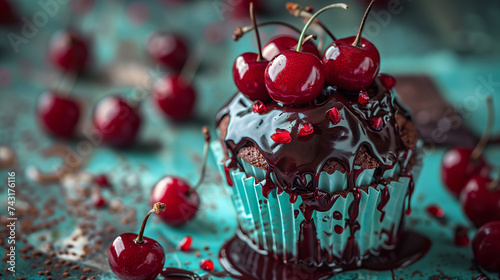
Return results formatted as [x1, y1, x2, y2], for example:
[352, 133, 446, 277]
[460, 175, 500, 228]
[177, 235, 192, 252]
[37, 92, 80, 138]
[152, 74, 196, 122]
[270, 129, 291, 144]
[262, 35, 320, 61]
[252, 100, 266, 114]
[326, 107, 341, 125]
[94, 174, 112, 188]
[48, 30, 90, 73]
[472, 221, 500, 272]
[298, 122, 314, 136]
[232, 52, 269, 101]
[441, 147, 491, 196]
[108, 203, 166, 280]
[93, 96, 142, 148]
[200, 259, 214, 272]
[358, 91, 369, 105]
[264, 50, 325, 106]
[150, 177, 199, 227]
[322, 37, 380, 92]
[454, 225, 470, 247]
[379, 73, 396, 90]
[322, 1, 380, 92]
[231, 0, 262, 19]
[147, 32, 188, 71]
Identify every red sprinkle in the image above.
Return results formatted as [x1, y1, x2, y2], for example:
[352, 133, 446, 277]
[200, 259, 214, 272]
[94, 174, 111, 188]
[298, 123, 314, 136]
[454, 225, 470, 247]
[326, 108, 341, 125]
[379, 74, 396, 90]
[177, 236, 192, 252]
[370, 117, 384, 130]
[92, 194, 106, 208]
[252, 100, 266, 114]
[358, 91, 369, 105]
[334, 225, 343, 234]
[271, 129, 291, 144]
[426, 204, 445, 219]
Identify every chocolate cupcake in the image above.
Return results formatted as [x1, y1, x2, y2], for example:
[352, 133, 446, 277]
[212, 1, 424, 276]
[214, 75, 422, 266]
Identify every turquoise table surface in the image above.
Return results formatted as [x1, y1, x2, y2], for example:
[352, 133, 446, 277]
[1, 0, 500, 279]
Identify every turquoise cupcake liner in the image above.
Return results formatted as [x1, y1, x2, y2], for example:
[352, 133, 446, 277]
[211, 141, 422, 264]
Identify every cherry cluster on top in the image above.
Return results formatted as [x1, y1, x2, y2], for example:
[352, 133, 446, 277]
[233, 1, 382, 107]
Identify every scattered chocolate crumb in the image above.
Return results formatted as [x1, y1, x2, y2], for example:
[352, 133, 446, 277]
[82, 268, 91, 273]
[62, 272, 71, 277]
[44, 260, 52, 265]
[195, 251, 201, 257]
[71, 265, 80, 270]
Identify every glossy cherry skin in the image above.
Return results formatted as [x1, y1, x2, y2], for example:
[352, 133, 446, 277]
[93, 96, 141, 148]
[232, 52, 270, 101]
[460, 175, 500, 228]
[147, 32, 188, 71]
[441, 146, 491, 197]
[264, 50, 325, 106]
[152, 74, 196, 121]
[262, 35, 320, 61]
[472, 221, 500, 272]
[150, 177, 200, 227]
[48, 31, 90, 73]
[108, 233, 165, 280]
[322, 36, 380, 92]
[37, 92, 80, 138]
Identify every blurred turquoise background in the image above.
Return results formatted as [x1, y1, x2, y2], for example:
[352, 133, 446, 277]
[1, 0, 500, 279]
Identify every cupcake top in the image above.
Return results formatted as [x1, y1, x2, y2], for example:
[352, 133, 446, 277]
[216, 75, 419, 196]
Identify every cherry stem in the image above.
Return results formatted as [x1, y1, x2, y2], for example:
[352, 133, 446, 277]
[488, 174, 500, 192]
[135, 202, 166, 244]
[296, 3, 348, 52]
[353, 0, 376, 47]
[287, 3, 339, 41]
[233, 21, 302, 41]
[301, 34, 317, 46]
[471, 95, 494, 162]
[192, 126, 211, 190]
[180, 41, 209, 86]
[57, 71, 79, 96]
[249, 3, 263, 61]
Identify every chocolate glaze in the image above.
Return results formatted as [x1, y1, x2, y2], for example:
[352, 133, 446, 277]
[216, 76, 424, 269]
[215, 77, 413, 196]
[220, 229, 431, 280]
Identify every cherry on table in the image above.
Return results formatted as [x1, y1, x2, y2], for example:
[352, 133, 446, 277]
[94, 174, 112, 189]
[48, 30, 90, 73]
[150, 127, 211, 226]
[200, 259, 214, 272]
[460, 174, 500, 228]
[441, 96, 494, 196]
[177, 235, 192, 252]
[152, 74, 196, 122]
[147, 32, 188, 72]
[322, 0, 380, 92]
[37, 91, 81, 139]
[93, 95, 142, 148]
[472, 221, 500, 272]
[232, 3, 270, 102]
[108, 202, 166, 280]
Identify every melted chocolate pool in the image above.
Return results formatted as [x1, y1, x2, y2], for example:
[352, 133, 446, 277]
[219, 229, 431, 280]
